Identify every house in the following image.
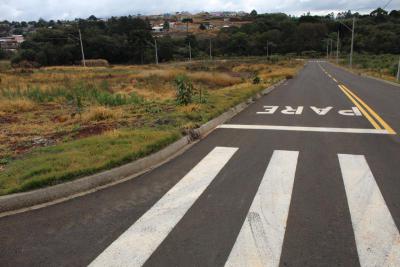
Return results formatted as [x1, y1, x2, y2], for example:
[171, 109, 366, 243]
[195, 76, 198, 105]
[151, 26, 164, 32]
[0, 35, 24, 51]
[201, 22, 214, 30]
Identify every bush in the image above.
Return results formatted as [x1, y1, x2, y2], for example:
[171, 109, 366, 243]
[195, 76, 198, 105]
[82, 106, 121, 122]
[83, 59, 109, 67]
[389, 63, 398, 77]
[301, 50, 321, 58]
[175, 75, 193, 105]
[0, 99, 36, 113]
[11, 60, 40, 69]
[0, 82, 144, 107]
[253, 76, 261, 84]
[0, 48, 13, 60]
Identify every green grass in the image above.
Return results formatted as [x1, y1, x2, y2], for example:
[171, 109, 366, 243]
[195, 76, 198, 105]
[0, 128, 180, 195]
[0, 59, 301, 195]
[0, 60, 11, 72]
[0, 82, 144, 106]
[337, 54, 399, 82]
[0, 81, 272, 196]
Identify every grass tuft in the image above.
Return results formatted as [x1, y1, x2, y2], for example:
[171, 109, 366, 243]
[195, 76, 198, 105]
[82, 106, 123, 122]
[0, 99, 36, 113]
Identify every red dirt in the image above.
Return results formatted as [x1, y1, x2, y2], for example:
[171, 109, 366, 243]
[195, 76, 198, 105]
[74, 123, 115, 139]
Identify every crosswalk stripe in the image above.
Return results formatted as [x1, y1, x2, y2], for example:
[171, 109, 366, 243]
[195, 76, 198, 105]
[89, 146, 238, 267]
[225, 150, 299, 267]
[338, 154, 400, 267]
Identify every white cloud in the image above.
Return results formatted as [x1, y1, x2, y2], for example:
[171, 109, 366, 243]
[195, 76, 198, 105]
[0, 0, 396, 21]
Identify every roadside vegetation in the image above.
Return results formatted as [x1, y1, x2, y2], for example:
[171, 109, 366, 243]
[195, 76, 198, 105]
[336, 54, 399, 83]
[4, 8, 399, 66]
[0, 58, 302, 195]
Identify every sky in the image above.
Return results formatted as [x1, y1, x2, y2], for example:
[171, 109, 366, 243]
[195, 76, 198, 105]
[0, 0, 397, 21]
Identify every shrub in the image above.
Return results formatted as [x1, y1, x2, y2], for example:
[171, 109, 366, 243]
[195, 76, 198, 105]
[82, 106, 122, 122]
[83, 59, 109, 67]
[11, 60, 40, 69]
[188, 72, 240, 87]
[0, 99, 36, 113]
[253, 76, 261, 84]
[389, 63, 398, 77]
[175, 75, 193, 105]
[0, 83, 144, 107]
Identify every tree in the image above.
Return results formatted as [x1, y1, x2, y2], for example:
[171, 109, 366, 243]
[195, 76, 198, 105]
[163, 21, 170, 31]
[0, 48, 7, 59]
[250, 10, 258, 16]
[389, 10, 400, 18]
[370, 8, 388, 22]
[11, 9, 400, 65]
[182, 18, 193, 33]
[88, 15, 98, 21]
[370, 8, 388, 17]
[157, 36, 174, 62]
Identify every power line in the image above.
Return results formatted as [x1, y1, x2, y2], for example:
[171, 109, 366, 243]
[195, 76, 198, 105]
[382, 0, 394, 9]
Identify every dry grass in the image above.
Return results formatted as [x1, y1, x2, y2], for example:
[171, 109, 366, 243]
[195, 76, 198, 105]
[0, 99, 36, 113]
[177, 103, 202, 113]
[188, 72, 241, 87]
[82, 106, 123, 122]
[259, 66, 298, 80]
[232, 63, 268, 72]
[0, 58, 304, 194]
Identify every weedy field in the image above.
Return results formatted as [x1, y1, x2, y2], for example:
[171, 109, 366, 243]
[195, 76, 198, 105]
[0, 58, 302, 195]
[337, 54, 399, 83]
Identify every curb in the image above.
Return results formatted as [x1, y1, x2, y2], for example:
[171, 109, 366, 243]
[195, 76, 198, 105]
[0, 79, 285, 214]
[359, 73, 400, 88]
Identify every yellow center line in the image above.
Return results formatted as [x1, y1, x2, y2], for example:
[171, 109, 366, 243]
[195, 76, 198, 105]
[340, 85, 396, 134]
[319, 65, 395, 134]
[338, 85, 382, 130]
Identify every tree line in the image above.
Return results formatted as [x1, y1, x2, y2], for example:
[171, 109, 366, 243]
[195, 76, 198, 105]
[3, 8, 400, 66]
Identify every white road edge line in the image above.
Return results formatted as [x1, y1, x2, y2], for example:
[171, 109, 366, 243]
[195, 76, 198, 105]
[338, 154, 400, 267]
[89, 146, 238, 267]
[225, 150, 299, 267]
[217, 124, 390, 134]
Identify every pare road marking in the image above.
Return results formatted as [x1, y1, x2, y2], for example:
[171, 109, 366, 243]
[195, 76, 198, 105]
[257, 106, 362, 116]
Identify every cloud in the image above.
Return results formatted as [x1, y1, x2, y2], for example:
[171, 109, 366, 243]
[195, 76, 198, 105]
[0, 0, 396, 21]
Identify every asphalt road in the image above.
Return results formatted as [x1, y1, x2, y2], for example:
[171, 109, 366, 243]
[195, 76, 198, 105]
[1, 61, 399, 267]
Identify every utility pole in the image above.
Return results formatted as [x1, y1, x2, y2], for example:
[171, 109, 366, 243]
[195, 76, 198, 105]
[189, 42, 192, 61]
[326, 39, 329, 59]
[78, 29, 86, 67]
[155, 39, 158, 65]
[337, 17, 355, 68]
[350, 17, 355, 68]
[336, 30, 340, 64]
[209, 39, 212, 60]
[397, 56, 400, 82]
[266, 41, 269, 57]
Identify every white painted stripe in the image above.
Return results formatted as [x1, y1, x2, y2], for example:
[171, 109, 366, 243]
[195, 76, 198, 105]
[90, 147, 238, 267]
[338, 154, 400, 267]
[218, 124, 390, 134]
[225, 150, 299, 267]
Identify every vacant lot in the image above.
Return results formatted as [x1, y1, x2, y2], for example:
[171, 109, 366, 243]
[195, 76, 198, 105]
[337, 54, 399, 83]
[0, 58, 302, 195]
